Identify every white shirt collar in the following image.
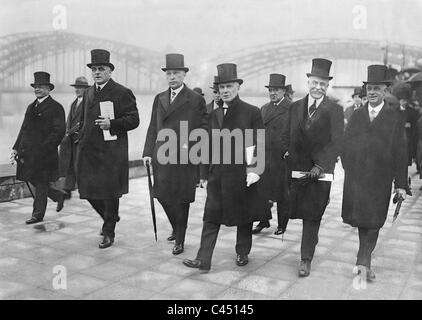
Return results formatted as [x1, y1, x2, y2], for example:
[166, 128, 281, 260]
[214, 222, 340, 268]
[273, 97, 285, 106]
[308, 95, 324, 108]
[77, 96, 83, 103]
[97, 80, 109, 90]
[37, 95, 49, 104]
[170, 83, 184, 97]
[368, 101, 384, 117]
[213, 100, 219, 110]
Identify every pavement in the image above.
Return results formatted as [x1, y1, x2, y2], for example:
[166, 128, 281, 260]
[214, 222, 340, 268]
[1, 164, 422, 300]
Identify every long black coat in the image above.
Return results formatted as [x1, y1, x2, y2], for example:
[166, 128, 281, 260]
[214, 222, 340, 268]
[59, 98, 84, 177]
[77, 79, 139, 200]
[143, 85, 208, 204]
[400, 106, 418, 166]
[259, 98, 291, 201]
[13, 96, 65, 183]
[288, 95, 344, 221]
[202, 96, 267, 226]
[341, 102, 408, 229]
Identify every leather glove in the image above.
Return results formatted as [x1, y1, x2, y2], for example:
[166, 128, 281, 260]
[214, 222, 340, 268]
[142, 156, 152, 167]
[297, 175, 310, 186]
[394, 188, 407, 201]
[307, 165, 323, 180]
[246, 172, 260, 187]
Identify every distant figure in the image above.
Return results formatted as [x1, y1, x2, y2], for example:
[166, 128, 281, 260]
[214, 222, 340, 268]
[285, 84, 294, 101]
[58, 76, 90, 200]
[206, 76, 220, 114]
[344, 87, 363, 127]
[193, 87, 204, 96]
[11, 72, 66, 224]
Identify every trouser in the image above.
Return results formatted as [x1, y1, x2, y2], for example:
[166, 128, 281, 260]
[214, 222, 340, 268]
[159, 200, 190, 245]
[300, 219, 321, 261]
[29, 180, 66, 220]
[196, 221, 253, 268]
[258, 200, 289, 230]
[356, 227, 380, 268]
[87, 198, 120, 238]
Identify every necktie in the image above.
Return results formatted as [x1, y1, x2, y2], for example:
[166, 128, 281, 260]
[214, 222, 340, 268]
[96, 86, 101, 93]
[222, 103, 229, 115]
[370, 109, 377, 122]
[308, 100, 317, 117]
[170, 91, 176, 103]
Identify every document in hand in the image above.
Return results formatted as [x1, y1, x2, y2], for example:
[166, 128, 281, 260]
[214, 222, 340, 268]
[245, 145, 256, 165]
[99, 101, 117, 141]
[291, 171, 334, 182]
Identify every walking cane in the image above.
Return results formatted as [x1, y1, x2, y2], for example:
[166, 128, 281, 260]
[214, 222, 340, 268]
[146, 160, 158, 242]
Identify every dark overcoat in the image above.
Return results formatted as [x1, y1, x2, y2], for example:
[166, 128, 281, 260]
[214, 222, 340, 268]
[59, 98, 84, 177]
[142, 85, 208, 204]
[341, 102, 408, 229]
[202, 96, 267, 226]
[288, 95, 344, 221]
[13, 96, 65, 183]
[400, 106, 418, 166]
[259, 98, 291, 201]
[77, 79, 139, 200]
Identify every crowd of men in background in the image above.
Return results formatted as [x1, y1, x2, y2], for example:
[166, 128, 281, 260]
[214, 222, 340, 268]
[9, 49, 422, 282]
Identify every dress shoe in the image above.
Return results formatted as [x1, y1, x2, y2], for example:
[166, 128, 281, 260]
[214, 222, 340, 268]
[167, 233, 176, 241]
[56, 194, 65, 212]
[25, 217, 43, 224]
[236, 254, 249, 266]
[298, 260, 311, 277]
[172, 243, 184, 255]
[274, 227, 286, 235]
[99, 235, 114, 249]
[252, 222, 270, 234]
[183, 259, 210, 272]
[353, 265, 376, 281]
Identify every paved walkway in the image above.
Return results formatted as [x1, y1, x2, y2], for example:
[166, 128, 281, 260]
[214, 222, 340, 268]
[1, 164, 422, 300]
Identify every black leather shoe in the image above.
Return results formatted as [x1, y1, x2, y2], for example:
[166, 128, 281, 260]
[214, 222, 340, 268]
[183, 259, 210, 272]
[25, 217, 43, 224]
[236, 254, 249, 266]
[167, 233, 176, 241]
[56, 194, 65, 212]
[172, 244, 184, 255]
[252, 222, 270, 234]
[298, 260, 311, 277]
[99, 236, 114, 249]
[274, 227, 286, 235]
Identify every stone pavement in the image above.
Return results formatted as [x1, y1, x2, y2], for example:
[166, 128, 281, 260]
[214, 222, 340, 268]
[1, 164, 422, 300]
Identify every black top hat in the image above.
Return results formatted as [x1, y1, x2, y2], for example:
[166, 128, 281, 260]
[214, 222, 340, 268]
[351, 87, 362, 98]
[87, 49, 115, 71]
[193, 87, 204, 96]
[265, 73, 286, 88]
[161, 53, 189, 72]
[306, 58, 333, 80]
[363, 65, 392, 85]
[30, 71, 54, 90]
[70, 76, 90, 88]
[215, 63, 243, 85]
[210, 76, 219, 90]
[285, 84, 294, 94]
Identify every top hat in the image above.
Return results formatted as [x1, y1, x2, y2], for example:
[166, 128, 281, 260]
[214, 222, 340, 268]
[285, 84, 294, 94]
[351, 87, 362, 98]
[87, 49, 115, 71]
[193, 87, 204, 96]
[360, 84, 367, 97]
[363, 65, 392, 85]
[210, 76, 219, 90]
[306, 58, 333, 80]
[265, 74, 287, 88]
[161, 53, 189, 72]
[30, 71, 54, 90]
[215, 63, 243, 85]
[70, 76, 90, 88]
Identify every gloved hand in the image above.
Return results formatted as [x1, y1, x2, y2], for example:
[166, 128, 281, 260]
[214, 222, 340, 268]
[297, 175, 309, 186]
[246, 172, 260, 187]
[143, 156, 152, 167]
[394, 188, 407, 201]
[197, 179, 208, 188]
[307, 165, 323, 180]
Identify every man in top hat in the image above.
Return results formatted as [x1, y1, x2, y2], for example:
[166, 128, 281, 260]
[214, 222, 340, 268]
[288, 58, 344, 277]
[11, 72, 67, 224]
[285, 84, 295, 102]
[342, 64, 408, 281]
[142, 53, 208, 255]
[77, 49, 139, 249]
[344, 87, 363, 127]
[183, 63, 266, 272]
[58, 76, 90, 202]
[252, 73, 291, 236]
[206, 76, 221, 114]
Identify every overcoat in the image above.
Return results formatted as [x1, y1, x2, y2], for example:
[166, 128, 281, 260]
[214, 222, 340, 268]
[143, 85, 208, 204]
[77, 79, 139, 199]
[13, 96, 65, 183]
[400, 106, 418, 166]
[288, 95, 344, 221]
[259, 98, 291, 201]
[202, 96, 267, 226]
[341, 102, 408, 229]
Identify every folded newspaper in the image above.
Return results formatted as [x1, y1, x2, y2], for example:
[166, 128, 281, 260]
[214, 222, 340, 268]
[99, 101, 117, 141]
[291, 171, 334, 182]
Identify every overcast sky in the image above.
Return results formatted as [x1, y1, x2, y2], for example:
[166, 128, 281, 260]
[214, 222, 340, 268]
[1, 0, 422, 59]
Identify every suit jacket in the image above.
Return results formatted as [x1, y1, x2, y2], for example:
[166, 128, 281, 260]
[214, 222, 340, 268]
[288, 95, 344, 221]
[202, 95, 267, 226]
[342, 101, 408, 229]
[13, 96, 66, 183]
[143, 84, 208, 204]
[77, 79, 139, 199]
[400, 106, 418, 165]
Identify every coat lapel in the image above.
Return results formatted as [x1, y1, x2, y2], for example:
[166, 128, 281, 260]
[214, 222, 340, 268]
[263, 99, 289, 125]
[163, 85, 189, 120]
[158, 89, 170, 113]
